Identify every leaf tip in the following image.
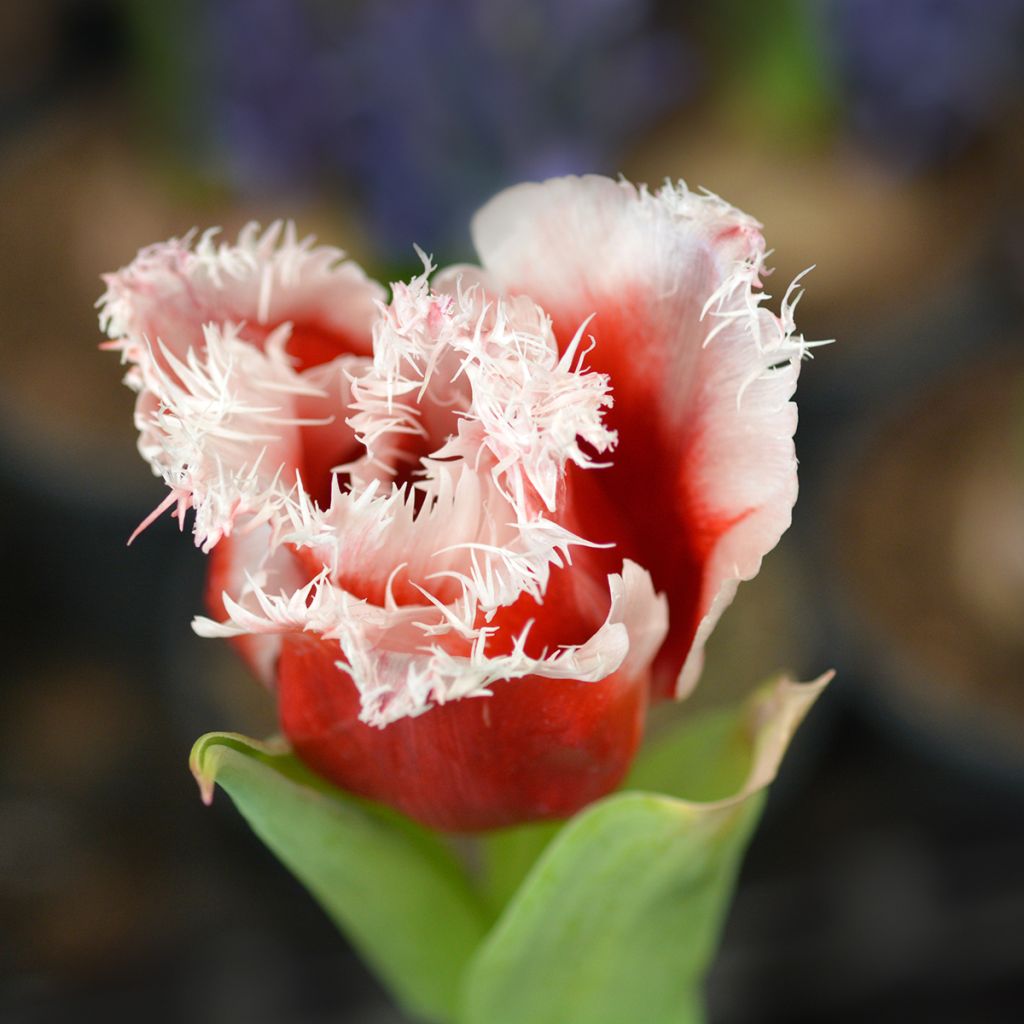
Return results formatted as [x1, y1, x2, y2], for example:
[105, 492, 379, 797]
[189, 733, 223, 805]
[740, 669, 834, 796]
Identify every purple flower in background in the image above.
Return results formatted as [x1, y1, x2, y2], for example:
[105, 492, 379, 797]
[202, 0, 691, 261]
[202, 0, 333, 192]
[825, 0, 1024, 170]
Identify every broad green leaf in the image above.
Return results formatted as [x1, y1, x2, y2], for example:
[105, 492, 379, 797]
[459, 675, 831, 1024]
[478, 674, 821, 921]
[190, 733, 490, 1024]
[475, 704, 744, 919]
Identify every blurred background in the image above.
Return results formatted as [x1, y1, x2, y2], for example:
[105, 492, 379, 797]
[1, 1, 1023, 1020]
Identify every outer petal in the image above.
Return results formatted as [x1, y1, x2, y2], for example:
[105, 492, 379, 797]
[127, 322, 325, 550]
[471, 176, 805, 699]
[99, 221, 384, 370]
[274, 561, 668, 831]
[101, 223, 384, 549]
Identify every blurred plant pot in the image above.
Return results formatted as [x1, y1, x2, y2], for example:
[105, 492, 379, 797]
[817, 350, 1024, 786]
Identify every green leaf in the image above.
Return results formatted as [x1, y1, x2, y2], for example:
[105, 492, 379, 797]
[477, 819, 561, 919]
[626, 671, 829, 803]
[626, 704, 752, 803]
[458, 675, 831, 1024]
[190, 733, 490, 1024]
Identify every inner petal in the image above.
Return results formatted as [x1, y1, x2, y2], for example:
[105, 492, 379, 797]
[291, 355, 367, 510]
[284, 265, 623, 657]
[241, 320, 370, 374]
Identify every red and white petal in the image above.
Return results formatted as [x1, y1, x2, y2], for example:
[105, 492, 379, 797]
[228, 559, 666, 831]
[290, 354, 368, 510]
[195, 549, 665, 728]
[205, 523, 307, 685]
[132, 322, 317, 550]
[266, 263, 626, 631]
[349, 263, 617, 516]
[471, 175, 806, 700]
[99, 220, 384, 371]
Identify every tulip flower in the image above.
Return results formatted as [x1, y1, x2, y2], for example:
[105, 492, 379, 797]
[100, 175, 807, 832]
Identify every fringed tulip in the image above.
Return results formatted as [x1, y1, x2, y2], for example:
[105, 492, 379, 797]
[101, 176, 807, 831]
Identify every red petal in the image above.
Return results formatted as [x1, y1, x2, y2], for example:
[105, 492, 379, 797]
[205, 531, 306, 686]
[472, 177, 801, 701]
[206, 538, 273, 682]
[277, 630, 647, 832]
[281, 321, 366, 372]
